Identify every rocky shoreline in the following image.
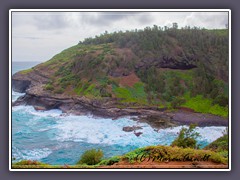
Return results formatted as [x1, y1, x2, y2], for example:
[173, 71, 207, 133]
[12, 71, 228, 130]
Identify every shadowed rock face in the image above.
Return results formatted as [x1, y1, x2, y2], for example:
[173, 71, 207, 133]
[12, 79, 31, 93]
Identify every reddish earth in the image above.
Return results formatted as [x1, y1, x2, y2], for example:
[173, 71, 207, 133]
[119, 72, 140, 87]
[99, 160, 228, 169]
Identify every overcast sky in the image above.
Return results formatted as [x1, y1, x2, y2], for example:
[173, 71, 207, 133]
[12, 11, 229, 62]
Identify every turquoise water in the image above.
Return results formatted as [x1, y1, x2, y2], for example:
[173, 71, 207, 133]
[12, 62, 227, 165]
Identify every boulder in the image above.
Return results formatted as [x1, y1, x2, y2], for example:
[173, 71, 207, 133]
[122, 126, 142, 132]
[34, 106, 46, 111]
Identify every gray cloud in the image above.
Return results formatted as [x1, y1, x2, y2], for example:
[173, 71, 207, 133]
[33, 14, 69, 30]
[184, 12, 228, 29]
[13, 36, 47, 40]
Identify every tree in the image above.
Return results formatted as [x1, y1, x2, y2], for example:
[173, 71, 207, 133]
[171, 124, 201, 149]
[172, 22, 178, 29]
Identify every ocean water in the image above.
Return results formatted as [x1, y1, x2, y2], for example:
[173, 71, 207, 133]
[11, 62, 227, 165]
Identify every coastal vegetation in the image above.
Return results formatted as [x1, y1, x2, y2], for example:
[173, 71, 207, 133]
[12, 144, 228, 169]
[14, 25, 228, 117]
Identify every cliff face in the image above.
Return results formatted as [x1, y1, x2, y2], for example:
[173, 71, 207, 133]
[12, 27, 229, 120]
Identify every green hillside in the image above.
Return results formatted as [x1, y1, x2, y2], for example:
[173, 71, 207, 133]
[21, 25, 229, 117]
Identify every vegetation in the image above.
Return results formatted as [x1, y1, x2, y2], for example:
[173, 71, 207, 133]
[123, 145, 227, 164]
[20, 24, 229, 117]
[44, 83, 54, 91]
[204, 128, 229, 158]
[19, 68, 33, 74]
[112, 82, 147, 104]
[182, 94, 228, 117]
[171, 124, 201, 149]
[98, 156, 121, 166]
[77, 149, 103, 165]
[12, 144, 228, 168]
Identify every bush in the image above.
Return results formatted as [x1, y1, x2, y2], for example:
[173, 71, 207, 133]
[54, 87, 64, 94]
[98, 156, 121, 166]
[171, 124, 200, 149]
[170, 97, 186, 109]
[13, 160, 47, 166]
[44, 84, 54, 91]
[77, 149, 103, 165]
[204, 134, 228, 153]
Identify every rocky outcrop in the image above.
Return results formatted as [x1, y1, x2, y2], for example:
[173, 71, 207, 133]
[12, 79, 31, 93]
[134, 56, 197, 72]
[122, 126, 142, 132]
[12, 67, 228, 129]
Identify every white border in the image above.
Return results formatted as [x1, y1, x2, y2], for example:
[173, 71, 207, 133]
[9, 9, 231, 172]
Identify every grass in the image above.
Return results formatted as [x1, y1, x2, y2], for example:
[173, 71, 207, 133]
[19, 68, 33, 74]
[112, 82, 147, 104]
[182, 94, 228, 117]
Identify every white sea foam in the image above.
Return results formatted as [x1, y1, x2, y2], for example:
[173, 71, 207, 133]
[13, 146, 52, 161]
[12, 105, 62, 118]
[50, 114, 227, 147]
[12, 91, 25, 102]
[12, 104, 227, 152]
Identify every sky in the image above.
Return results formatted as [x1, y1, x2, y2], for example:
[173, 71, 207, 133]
[11, 11, 229, 62]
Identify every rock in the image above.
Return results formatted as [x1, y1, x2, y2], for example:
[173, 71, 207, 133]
[12, 79, 31, 93]
[134, 132, 143, 137]
[34, 106, 46, 111]
[122, 126, 142, 132]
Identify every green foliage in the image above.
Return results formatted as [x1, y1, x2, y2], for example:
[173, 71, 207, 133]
[204, 130, 228, 155]
[171, 124, 201, 149]
[77, 149, 103, 165]
[183, 94, 228, 117]
[54, 87, 64, 94]
[19, 68, 33, 74]
[13, 144, 228, 168]
[13, 160, 47, 166]
[44, 83, 54, 91]
[123, 145, 227, 164]
[112, 82, 147, 104]
[98, 156, 121, 165]
[124, 147, 149, 163]
[74, 82, 102, 97]
[170, 97, 186, 109]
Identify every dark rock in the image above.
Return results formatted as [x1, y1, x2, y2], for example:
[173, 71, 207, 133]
[138, 115, 178, 129]
[122, 126, 142, 132]
[12, 79, 31, 93]
[134, 132, 143, 137]
[171, 111, 228, 127]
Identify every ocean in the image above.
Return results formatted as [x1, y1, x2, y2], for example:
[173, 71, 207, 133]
[11, 62, 227, 165]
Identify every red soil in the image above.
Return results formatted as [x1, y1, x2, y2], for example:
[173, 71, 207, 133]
[99, 160, 228, 169]
[119, 72, 140, 87]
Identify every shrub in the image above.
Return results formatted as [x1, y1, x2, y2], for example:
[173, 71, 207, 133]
[54, 87, 64, 94]
[77, 149, 103, 165]
[170, 97, 186, 109]
[204, 133, 228, 153]
[44, 84, 54, 91]
[98, 156, 121, 166]
[13, 160, 47, 166]
[171, 124, 200, 149]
